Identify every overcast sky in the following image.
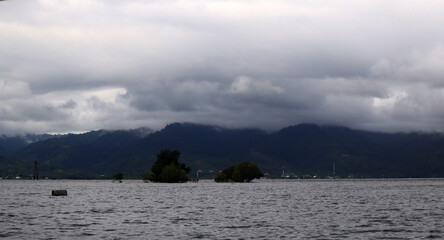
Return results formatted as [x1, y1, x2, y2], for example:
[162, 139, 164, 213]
[1, 0, 444, 135]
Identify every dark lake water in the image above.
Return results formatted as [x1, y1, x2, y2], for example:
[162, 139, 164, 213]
[1, 179, 443, 239]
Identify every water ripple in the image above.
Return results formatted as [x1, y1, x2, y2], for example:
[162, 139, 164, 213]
[1, 179, 443, 239]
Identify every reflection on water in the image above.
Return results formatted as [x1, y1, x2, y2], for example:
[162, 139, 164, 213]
[1, 179, 443, 239]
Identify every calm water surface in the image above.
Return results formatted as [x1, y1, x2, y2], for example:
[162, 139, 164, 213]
[1, 179, 443, 239]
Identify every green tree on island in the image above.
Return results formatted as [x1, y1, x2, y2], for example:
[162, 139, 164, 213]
[147, 149, 190, 183]
[215, 161, 263, 182]
[112, 172, 123, 181]
[160, 164, 189, 183]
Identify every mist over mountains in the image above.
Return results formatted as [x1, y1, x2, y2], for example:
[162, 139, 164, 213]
[1, 123, 444, 179]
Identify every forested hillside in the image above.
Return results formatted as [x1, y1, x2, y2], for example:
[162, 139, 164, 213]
[2, 123, 444, 179]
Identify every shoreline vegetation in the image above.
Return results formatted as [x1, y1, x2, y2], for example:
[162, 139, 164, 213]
[3, 145, 444, 181]
[138, 149, 266, 183]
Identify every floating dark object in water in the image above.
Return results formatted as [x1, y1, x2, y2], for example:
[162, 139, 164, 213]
[52, 190, 67, 196]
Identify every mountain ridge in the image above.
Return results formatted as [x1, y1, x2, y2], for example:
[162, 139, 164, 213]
[1, 123, 444, 178]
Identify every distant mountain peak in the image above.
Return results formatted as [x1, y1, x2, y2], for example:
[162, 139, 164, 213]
[127, 127, 153, 137]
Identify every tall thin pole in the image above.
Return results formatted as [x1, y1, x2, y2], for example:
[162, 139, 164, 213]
[33, 160, 38, 180]
[333, 162, 336, 176]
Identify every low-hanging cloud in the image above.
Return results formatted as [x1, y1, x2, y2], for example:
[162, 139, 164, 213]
[1, 0, 444, 135]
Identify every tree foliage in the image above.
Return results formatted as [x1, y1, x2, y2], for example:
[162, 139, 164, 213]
[215, 161, 263, 182]
[149, 149, 190, 183]
[112, 172, 123, 181]
[141, 170, 153, 182]
[161, 164, 189, 183]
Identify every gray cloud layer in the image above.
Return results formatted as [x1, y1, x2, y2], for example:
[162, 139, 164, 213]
[1, 0, 444, 135]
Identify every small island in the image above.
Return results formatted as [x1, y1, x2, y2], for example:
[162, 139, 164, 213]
[112, 172, 123, 182]
[215, 161, 263, 182]
[142, 149, 190, 183]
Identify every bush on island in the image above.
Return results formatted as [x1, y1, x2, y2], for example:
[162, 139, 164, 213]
[141, 170, 153, 182]
[112, 172, 123, 181]
[146, 149, 190, 183]
[161, 163, 189, 183]
[215, 161, 263, 182]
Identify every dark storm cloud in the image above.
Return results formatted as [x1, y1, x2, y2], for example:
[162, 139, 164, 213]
[59, 99, 77, 109]
[1, 0, 444, 134]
